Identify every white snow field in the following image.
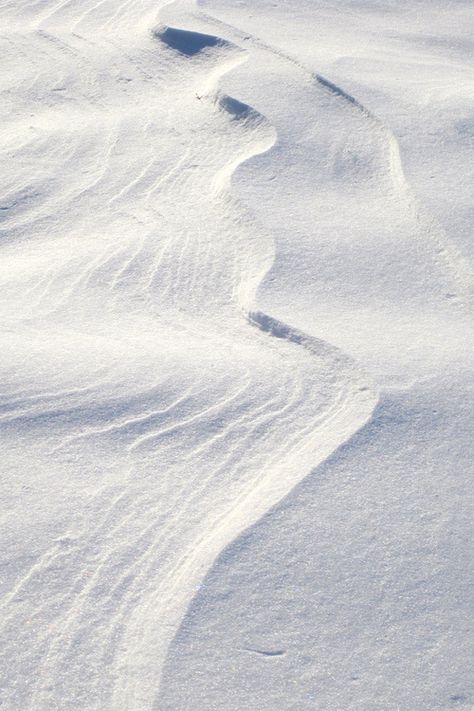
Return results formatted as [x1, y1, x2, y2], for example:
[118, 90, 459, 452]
[0, 0, 472, 710]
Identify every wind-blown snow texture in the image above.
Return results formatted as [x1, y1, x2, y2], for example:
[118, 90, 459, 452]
[0, 1, 472, 710]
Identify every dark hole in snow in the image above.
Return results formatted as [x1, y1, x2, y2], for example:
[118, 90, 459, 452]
[157, 27, 223, 56]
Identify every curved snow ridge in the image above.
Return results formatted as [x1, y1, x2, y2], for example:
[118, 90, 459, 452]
[211, 90, 276, 195]
[146, 6, 378, 710]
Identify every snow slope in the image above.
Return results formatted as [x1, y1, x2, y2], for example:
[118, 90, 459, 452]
[0, 1, 472, 710]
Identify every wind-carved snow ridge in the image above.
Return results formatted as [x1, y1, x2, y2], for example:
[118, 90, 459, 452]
[144, 4, 378, 711]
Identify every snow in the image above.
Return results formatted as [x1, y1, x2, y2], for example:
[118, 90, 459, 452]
[0, 1, 472, 710]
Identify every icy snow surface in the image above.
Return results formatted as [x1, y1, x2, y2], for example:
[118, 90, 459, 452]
[0, 0, 472, 710]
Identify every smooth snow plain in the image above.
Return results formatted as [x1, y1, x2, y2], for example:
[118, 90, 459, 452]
[0, 1, 472, 710]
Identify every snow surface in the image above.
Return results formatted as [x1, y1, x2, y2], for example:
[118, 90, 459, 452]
[0, 1, 472, 710]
